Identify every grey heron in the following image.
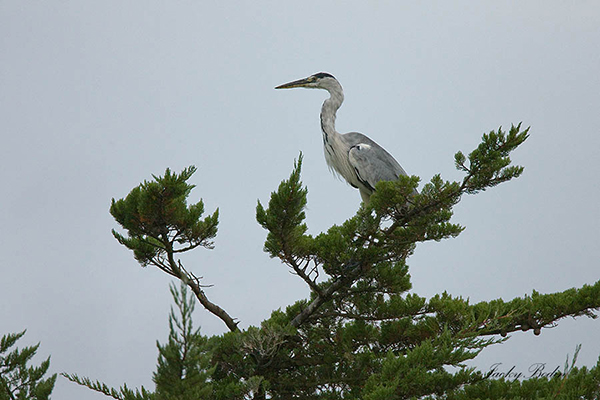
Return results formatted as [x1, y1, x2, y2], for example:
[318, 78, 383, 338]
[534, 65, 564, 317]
[276, 72, 412, 204]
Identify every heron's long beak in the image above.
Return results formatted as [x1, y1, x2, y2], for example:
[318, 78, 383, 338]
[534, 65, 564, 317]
[275, 77, 311, 89]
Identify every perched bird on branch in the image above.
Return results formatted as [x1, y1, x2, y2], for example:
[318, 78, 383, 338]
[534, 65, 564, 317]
[276, 72, 412, 204]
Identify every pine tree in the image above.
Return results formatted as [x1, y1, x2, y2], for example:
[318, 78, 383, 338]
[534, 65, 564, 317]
[0, 330, 56, 400]
[153, 282, 214, 400]
[63, 280, 257, 399]
[70, 123, 600, 399]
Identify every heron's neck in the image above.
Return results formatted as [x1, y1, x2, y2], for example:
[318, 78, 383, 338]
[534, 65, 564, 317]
[320, 86, 344, 141]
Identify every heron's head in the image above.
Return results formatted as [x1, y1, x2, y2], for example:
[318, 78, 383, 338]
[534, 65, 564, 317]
[275, 72, 339, 91]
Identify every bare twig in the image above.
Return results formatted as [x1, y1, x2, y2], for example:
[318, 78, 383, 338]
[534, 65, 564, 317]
[287, 257, 322, 295]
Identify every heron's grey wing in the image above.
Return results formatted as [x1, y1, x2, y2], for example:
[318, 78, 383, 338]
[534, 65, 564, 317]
[345, 132, 408, 192]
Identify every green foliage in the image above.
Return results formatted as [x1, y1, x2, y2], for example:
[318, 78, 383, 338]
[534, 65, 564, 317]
[244, 124, 600, 399]
[438, 347, 600, 400]
[62, 282, 218, 400]
[110, 166, 218, 268]
[110, 166, 239, 332]
[210, 330, 265, 400]
[363, 331, 484, 400]
[455, 123, 529, 194]
[0, 331, 56, 400]
[256, 153, 311, 260]
[424, 283, 600, 337]
[60, 374, 153, 400]
[153, 282, 215, 400]
[72, 123, 599, 400]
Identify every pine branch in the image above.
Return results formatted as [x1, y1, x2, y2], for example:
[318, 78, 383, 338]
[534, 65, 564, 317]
[287, 258, 322, 295]
[232, 123, 600, 399]
[60, 373, 153, 400]
[164, 240, 239, 332]
[110, 167, 239, 332]
[0, 330, 56, 400]
[290, 261, 364, 328]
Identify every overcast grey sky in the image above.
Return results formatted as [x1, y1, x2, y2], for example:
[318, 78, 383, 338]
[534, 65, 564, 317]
[1, 2, 599, 398]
